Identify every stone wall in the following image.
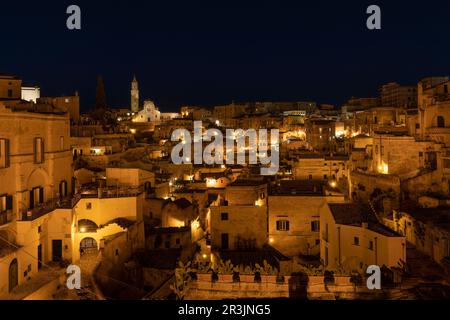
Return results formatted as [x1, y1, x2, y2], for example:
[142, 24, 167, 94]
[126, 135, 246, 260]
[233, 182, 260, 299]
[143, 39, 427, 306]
[184, 274, 386, 300]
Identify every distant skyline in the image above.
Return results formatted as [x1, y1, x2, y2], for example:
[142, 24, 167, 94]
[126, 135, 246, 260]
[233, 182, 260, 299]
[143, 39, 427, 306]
[1, 0, 450, 112]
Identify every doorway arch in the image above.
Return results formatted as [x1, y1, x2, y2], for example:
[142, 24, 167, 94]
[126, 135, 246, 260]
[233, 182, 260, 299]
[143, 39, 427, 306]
[9, 258, 18, 293]
[80, 237, 98, 255]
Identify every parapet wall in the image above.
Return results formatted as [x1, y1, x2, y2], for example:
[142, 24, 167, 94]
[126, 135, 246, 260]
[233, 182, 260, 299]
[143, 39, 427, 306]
[185, 274, 387, 300]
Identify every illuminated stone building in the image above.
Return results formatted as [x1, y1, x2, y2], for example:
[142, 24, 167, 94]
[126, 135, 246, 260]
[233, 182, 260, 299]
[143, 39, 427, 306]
[320, 203, 406, 271]
[268, 180, 345, 257]
[380, 82, 417, 109]
[208, 180, 268, 251]
[0, 102, 73, 295]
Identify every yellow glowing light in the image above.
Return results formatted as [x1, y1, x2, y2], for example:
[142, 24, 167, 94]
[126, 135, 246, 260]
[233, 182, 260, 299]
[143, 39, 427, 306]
[130, 129, 137, 134]
[378, 162, 389, 174]
[269, 238, 275, 244]
[202, 254, 208, 259]
[330, 181, 337, 188]
[80, 227, 86, 233]
[191, 220, 200, 229]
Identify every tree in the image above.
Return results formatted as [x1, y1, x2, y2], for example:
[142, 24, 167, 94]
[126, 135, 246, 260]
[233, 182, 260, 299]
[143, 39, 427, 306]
[95, 75, 107, 110]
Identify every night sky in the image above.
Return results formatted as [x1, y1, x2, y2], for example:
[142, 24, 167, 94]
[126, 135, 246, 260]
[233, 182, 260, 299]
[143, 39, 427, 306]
[1, 0, 450, 112]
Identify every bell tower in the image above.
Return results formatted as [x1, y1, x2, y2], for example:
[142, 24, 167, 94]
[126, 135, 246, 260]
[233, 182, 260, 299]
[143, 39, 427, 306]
[131, 75, 139, 112]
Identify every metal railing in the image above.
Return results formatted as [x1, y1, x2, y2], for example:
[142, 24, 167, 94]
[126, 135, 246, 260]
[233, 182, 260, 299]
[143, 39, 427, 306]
[20, 196, 79, 222]
[0, 211, 13, 226]
[79, 186, 144, 199]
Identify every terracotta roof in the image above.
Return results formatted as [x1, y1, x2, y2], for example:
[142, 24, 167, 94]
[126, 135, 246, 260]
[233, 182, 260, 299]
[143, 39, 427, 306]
[328, 203, 401, 237]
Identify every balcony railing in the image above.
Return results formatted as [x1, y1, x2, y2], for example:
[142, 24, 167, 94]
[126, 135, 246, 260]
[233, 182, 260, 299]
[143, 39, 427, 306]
[0, 210, 13, 226]
[20, 196, 80, 222]
[79, 186, 144, 199]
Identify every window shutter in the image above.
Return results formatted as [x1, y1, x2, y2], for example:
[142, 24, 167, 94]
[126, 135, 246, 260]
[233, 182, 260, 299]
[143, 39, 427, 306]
[41, 139, 45, 163]
[71, 177, 76, 195]
[286, 221, 290, 231]
[59, 182, 63, 198]
[5, 139, 10, 168]
[39, 187, 44, 204]
[39, 187, 44, 203]
[6, 195, 13, 210]
[29, 190, 34, 209]
[33, 138, 37, 163]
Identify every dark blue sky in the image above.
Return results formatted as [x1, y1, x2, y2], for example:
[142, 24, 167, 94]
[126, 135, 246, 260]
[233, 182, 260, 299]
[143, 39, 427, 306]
[1, 0, 450, 112]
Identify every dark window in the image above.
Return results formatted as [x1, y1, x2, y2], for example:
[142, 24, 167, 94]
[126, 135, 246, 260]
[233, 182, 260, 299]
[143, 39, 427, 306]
[115, 249, 119, 256]
[276, 220, 290, 231]
[369, 241, 374, 250]
[38, 226, 42, 233]
[354, 237, 360, 246]
[7, 89, 12, 98]
[419, 152, 424, 157]
[221, 212, 229, 221]
[315, 239, 320, 246]
[221, 233, 229, 250]
[0, 194, 13, 213]
[176, 238, 180, 245]
[86, 203, 92, 210]
[29, 187, 44, 209]
[52, 240, 63, 262]
[311, 221, 320, 232]
[416, 123, 420, 129]
[438, 116, 445, 128]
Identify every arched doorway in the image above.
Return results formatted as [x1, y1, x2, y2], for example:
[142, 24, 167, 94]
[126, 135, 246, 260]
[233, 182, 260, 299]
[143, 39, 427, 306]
[78, 219, 99, 233]
[9, 258, 18, 293]
[80, 237, 98, 256]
